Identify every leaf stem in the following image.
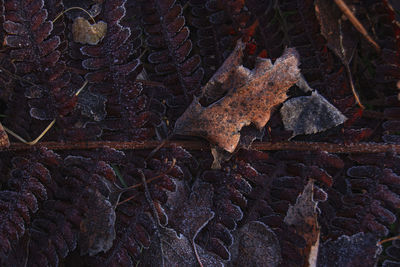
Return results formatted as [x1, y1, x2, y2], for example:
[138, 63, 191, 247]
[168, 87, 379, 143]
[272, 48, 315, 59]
[118, 159, 176, 193]
[53, 7, 96, 24]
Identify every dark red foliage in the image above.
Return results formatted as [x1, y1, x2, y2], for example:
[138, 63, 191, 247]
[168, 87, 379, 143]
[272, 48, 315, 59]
[189, 0, 250, 80]
[235, 149, 340, 267]
[0, 0, 400, 266]
[138, 0, 205, 124]
[68, 146, 194, 266]
[198, 158, 252, 260]
[3, 0, 74, 122]
[0, 154, 50, 264]
[318, 152, 400, 241]
[0, 147, 128, 265]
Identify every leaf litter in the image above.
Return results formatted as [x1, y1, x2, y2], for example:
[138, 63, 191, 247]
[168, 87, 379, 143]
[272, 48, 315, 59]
[0, 1, 398, 266]
[229, 221, 281, 267]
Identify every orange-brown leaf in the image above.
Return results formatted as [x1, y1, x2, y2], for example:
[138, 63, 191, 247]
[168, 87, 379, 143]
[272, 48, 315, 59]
[174, 41, 300, 152]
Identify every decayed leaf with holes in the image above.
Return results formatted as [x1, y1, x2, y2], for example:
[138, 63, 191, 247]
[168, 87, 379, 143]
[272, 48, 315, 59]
[284, 180, 325, 267]
[72, 17, 107, 45]
[174, 43, 300, 152]
[0, 123, 9, 148]
[201, 40, 246, 104]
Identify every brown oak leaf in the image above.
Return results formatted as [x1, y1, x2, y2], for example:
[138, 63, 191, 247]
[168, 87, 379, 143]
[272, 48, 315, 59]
[174, 41, 300, 152]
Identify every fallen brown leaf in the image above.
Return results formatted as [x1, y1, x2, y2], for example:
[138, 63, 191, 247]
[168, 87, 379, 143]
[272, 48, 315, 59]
[229, 221, 281, 267]
[174, 40, 300, 152]
[317, 232, 382, 267]
[72, 17, 107, 45]
[315, 0, 364, 108]
[0, 123, 10, 148]
[284, 180, 326, 267]
[140, 225, 223, 267]
[79, 188, 116, 256]
[164, 181, 215, 265]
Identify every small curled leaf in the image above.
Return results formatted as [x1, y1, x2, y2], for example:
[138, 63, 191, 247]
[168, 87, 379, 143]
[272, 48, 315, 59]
[72, 17, 107, 45]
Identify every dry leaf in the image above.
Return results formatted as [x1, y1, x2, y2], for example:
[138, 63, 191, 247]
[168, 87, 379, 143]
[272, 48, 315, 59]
[315, 0, 364, 108]
[317, 233, 382, 267]
[0, 122, 10, 148]
[72, 17, 107, 45]
[201, 40, 246, 104]
[79, 188, 116, 256]
[280, 91, 347, 138]
[77, 90, 107, 122]
[174, 41, 300, 152]
[315, 0, 358, 64]
[165, 181, 216, 264]
[284, 180, 326, 267]
[146, 180, 221, 266]
[141, 226, 223, 267]
[229, 221, 281, 267]
[168, 182, 214, 242]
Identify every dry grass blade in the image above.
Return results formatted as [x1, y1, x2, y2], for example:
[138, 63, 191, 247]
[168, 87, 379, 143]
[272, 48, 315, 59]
[52, 6, 96, 24]
[2, 80, 88, 146]
[3, 119, 55, 145]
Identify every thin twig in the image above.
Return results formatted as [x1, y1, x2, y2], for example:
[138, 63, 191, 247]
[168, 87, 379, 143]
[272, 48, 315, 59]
[140, 168, 162, 231]
[192, 238, 204, 267]
[5, 140, 400, 154]
[75, 79, 88, 96]
[116, 193, 137, 206]
[145, 136, 171, 161]
[118, 159, 176, 193]
[116, 159, 176, 207]
[139, 169, 166, 267]
[334, 0, 381, 53]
